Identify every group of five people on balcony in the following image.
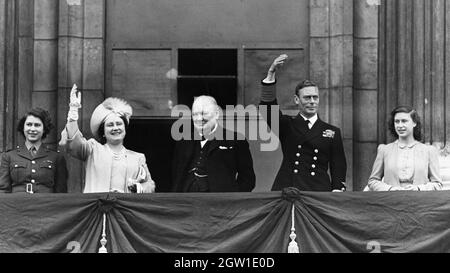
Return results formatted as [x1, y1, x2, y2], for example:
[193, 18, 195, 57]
[0, 54, 442, 194]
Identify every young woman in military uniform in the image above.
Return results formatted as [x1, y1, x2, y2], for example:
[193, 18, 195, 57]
[0, 108, 68, 193]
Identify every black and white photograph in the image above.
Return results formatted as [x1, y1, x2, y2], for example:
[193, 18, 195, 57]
[0, 0, 450, 260]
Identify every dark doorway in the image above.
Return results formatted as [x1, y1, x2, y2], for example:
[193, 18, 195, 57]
[124, 119, 176, 192]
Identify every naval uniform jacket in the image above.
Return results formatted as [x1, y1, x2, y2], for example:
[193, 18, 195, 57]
[171, 127, 256, 192]
[0, 145, 67, 193]
[260, 81, 347, 191]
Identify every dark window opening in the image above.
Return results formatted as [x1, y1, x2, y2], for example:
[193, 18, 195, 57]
[177, 49, 237, 109]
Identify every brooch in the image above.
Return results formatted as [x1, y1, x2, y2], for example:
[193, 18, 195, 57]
[322, 129, 335, 138]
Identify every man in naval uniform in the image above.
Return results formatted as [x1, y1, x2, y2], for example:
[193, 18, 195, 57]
[260, 54, 347, 192]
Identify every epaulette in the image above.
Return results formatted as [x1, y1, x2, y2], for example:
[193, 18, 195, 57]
[2, 147, 17, 153]
[45, 145, 61, 153]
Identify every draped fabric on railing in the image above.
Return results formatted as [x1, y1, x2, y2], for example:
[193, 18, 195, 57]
[1, 188, 450, 253]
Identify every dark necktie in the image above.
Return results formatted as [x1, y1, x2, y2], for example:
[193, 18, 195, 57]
[30, 146, 37, 157]
[304, 119, 310, 130]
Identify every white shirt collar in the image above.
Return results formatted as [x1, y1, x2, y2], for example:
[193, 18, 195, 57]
[199, 123, 218, 147]
[300, 114, 318, 128]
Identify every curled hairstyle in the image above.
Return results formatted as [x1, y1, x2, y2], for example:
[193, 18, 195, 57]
[17, 108, 54, 139]
[294, 80, 318, 96]
[388, 106, 422, 141]
[97, 115, 129, 144]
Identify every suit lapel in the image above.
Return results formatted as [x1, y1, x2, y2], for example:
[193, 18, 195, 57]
[205, 126, 225, 156]
[177, 140, 197, 192]
[33, 146, 49, 160]
[291, 115, 308, 138]
[391, 143, 399, 183]
[413, 142, 423, 183]
[206, 139, 221, 156]
[125, 149, 132, 182]
[179, 140, 196, 173]
[303, 119, 327, 143]
[383, 142, 399, 183]
[17, 146, 33, 160]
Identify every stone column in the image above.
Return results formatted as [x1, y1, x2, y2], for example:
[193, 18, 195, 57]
[33, 0, 59, 145]
[0, 0, 17, 151]
[2, 0, 60, 149]
[310, 0, 354, 190]
[379, 0, 450, 151]
[58, 0, 105, 192]
[58, 0, 105, 135]
[0, 0, 8, 151]
[17, 0, 33, 129]
[353, 0, 379, 190]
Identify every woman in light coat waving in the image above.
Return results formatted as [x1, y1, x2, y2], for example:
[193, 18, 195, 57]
[62, 84, 155, 193]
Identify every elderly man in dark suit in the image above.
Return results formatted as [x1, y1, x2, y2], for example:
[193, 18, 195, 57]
[260, 54, 347, 192]
[171, 95, 255, 192]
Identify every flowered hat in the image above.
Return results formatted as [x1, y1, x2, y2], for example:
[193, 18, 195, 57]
[90, 97, 133, 139]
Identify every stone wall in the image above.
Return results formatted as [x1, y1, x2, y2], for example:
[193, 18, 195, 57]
[0, 0, 383, 191]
